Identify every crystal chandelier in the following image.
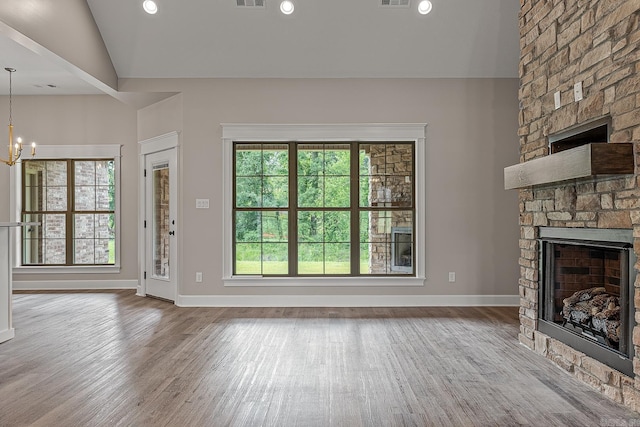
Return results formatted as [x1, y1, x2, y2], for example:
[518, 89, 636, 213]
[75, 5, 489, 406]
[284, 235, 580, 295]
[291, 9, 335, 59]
[1, 68, 35, 166]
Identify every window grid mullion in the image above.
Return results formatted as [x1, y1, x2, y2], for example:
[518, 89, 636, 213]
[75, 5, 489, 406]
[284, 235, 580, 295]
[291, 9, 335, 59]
[289, 142, 298, 276]
[350, 142, 360, 276]
[67, 160, 74, 266]
[260, 146, 264, 275]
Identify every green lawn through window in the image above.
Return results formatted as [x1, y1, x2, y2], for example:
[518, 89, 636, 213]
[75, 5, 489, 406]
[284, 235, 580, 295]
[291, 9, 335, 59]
[236, 260, 371, 275]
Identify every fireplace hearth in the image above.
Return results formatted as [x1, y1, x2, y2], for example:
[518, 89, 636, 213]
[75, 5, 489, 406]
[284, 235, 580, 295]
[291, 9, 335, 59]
[538, 227, 635, 376]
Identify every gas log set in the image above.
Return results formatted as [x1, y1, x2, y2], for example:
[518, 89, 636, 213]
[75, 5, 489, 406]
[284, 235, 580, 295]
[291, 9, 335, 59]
[562, 286, 621, 347]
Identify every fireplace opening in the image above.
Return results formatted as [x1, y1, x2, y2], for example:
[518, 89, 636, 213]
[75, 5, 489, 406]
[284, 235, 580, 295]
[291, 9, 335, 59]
[548, 116, 610, 153]
[538, 227, 635, 376]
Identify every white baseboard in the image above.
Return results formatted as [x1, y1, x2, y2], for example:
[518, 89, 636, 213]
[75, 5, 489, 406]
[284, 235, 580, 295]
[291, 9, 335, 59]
[175, 294, 519, 307]
[13, 280, 138, 291]
[0, 328, 15, 343]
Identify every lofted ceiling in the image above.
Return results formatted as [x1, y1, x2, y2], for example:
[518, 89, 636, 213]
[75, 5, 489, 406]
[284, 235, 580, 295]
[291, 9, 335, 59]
[0, 0, 520, 96]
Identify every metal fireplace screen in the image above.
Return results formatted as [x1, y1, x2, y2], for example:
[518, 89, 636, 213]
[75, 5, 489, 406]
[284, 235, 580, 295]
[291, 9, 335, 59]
[538, 227, 635, 376]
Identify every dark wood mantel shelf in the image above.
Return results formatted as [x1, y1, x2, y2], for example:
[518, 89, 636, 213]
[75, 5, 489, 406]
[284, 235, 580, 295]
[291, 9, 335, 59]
[504, 143, 634, 190]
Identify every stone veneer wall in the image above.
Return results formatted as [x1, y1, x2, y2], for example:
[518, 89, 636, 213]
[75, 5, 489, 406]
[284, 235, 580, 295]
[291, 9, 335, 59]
[518, 0, 640, 409]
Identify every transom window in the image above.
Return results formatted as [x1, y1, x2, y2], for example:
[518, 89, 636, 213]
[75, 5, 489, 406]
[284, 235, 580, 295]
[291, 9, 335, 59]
[233, 141, 415, 276]
[21, 158, 116, 266]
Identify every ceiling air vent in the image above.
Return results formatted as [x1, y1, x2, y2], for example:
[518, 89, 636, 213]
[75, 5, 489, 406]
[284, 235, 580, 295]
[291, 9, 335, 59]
[381, 0, 410, 6]
[237, 0, 265, 7]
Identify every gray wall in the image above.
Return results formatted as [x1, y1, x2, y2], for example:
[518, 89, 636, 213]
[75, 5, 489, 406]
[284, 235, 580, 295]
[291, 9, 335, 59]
[0, 77, 519, 298]
[0, 95, 138, 282]
[130, 77, 521, 297]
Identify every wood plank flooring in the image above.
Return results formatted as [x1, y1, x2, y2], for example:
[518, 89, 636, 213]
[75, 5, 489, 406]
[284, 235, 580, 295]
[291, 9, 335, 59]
[1, 290, 638, 426]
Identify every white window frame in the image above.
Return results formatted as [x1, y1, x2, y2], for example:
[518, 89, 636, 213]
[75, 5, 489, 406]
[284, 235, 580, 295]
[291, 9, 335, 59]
[222, 123, 427, 287]
[10, 144, 122, 274]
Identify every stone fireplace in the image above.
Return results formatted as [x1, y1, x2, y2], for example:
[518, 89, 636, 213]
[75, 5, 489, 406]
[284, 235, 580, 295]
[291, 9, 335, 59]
[511, 0, 640, 410]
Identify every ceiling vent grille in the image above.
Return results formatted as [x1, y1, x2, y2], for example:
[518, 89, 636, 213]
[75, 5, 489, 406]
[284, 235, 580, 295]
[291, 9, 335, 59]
[381, 0, 410, 6]
[237, 0, 265, 7]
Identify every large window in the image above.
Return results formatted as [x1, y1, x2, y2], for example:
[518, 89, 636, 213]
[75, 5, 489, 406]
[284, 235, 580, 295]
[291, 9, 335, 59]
[21, 159, 115, 265]
[223, 124, 426, 286]
[233, 141, 415, 276]
[11, 145, 121, 271]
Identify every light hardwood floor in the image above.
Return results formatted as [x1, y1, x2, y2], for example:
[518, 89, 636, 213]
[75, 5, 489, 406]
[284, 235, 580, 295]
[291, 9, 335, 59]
[1, 290, 638, 426]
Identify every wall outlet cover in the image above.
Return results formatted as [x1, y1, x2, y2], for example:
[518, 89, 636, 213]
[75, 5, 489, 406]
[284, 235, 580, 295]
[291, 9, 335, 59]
[554, 91, 561, 109]
[196, 199, 210, 209]
[574, 82, 583, 102]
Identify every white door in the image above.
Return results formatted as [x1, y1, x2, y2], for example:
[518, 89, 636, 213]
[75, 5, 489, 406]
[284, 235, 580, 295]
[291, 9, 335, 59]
[144, 149, 177, 301]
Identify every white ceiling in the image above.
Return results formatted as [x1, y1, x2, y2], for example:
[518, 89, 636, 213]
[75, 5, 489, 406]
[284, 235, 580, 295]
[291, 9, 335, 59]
[0, 0, 520, 95]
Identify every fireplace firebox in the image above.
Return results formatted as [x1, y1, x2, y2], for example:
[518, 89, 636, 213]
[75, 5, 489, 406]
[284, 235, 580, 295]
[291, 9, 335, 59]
[538, 227, 635, 376]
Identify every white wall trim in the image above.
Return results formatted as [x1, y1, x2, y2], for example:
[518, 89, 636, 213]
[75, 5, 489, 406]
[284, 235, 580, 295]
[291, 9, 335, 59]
[13, 279, 138, 291]
[221, 123, 428, 282]
[223, 276, 425, 287]
[221, 123, 428, 141]
[0, 329, 15, 343]
[139, 131, 180, 155]
[14, 266, 121, 274]
[26, 144, 122, 159]
[138, 131, 181, 298]
[10, 144, 123, 271]
[176, 294, 519, 307]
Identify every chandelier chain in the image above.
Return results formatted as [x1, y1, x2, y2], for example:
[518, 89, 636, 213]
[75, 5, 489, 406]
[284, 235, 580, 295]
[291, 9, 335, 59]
[2, 67, 36, 167]
[8, 69, 11, 126]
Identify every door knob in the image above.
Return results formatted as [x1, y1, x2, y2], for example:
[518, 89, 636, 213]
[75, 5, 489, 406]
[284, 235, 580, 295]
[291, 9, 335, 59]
[169, 231, 175, 236]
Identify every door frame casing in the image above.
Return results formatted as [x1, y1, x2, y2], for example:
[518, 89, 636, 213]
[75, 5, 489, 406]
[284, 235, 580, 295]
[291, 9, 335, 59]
[138, 131, 180, 300]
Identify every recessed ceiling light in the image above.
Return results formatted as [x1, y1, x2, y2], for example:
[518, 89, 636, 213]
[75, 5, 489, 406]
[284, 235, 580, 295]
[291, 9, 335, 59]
[143, 0, 158, 14]
[417, 0, 432, 15]
[280, 0, 294, 15]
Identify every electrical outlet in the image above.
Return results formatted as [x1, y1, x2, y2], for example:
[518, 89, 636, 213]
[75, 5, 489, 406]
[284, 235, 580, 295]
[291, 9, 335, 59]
[196, 199, 209, 209]
[574, 81, 583, 102]
[554, 91, 561, 109]
[448, 272, 455, 282]
[196, 272, 203, 282]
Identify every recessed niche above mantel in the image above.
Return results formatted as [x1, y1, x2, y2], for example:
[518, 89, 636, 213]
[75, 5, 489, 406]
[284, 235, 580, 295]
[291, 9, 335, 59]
[504, 143, 634, 190]
[549, 117, 610, 154]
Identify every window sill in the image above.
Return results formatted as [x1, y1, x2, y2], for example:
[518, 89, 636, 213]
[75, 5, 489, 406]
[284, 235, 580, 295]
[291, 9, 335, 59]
[223, 276, 426, 287]
[14, 265, 121, 274]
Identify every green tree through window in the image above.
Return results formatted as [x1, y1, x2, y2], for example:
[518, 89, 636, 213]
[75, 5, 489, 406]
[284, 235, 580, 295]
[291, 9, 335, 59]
[233, 142, 415, 276]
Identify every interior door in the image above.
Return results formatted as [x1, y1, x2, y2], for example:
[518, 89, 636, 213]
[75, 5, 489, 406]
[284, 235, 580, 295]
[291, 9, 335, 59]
[144, 149, 177, 301]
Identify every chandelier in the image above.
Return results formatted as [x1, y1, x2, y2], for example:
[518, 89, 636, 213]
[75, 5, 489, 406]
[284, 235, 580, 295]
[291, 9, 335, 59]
[1, 68, 35, 166]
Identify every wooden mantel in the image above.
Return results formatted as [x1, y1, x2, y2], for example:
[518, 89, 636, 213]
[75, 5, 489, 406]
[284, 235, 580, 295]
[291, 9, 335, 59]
[504, 143, 634, 190]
